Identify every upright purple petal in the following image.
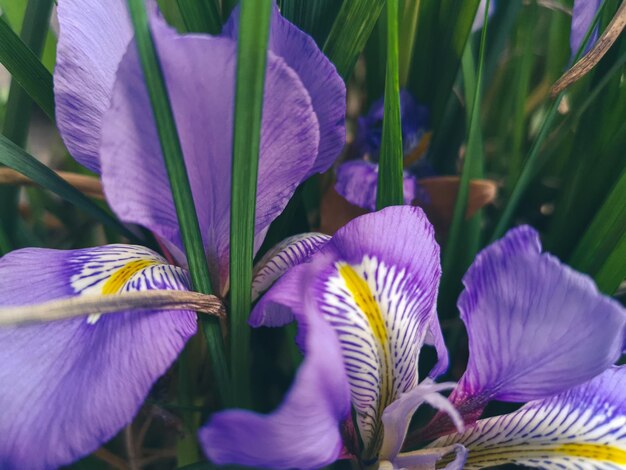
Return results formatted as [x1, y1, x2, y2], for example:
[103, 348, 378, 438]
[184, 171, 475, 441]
[199, 264, 351, 469]
[223, 4, 346, 175]
[100, 10, 320, 292]
[0, 245, 196, 469]
[335, 160, 417, 211]
[452, 226, 626, 420]
[431, 366, 626, 469]
[55, 0, 132, 173]
[571, 0, 602, 58]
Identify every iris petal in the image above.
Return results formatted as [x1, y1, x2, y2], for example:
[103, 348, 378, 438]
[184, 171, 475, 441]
[308, 206, 442, 453]
[449, 226, 626, 425]
[55, 0, 132, 173]
[431, 366, 626, 469]
[0, 245, 196, 469]
[100, 7, 320, 292]
[252, 233, 330, 301]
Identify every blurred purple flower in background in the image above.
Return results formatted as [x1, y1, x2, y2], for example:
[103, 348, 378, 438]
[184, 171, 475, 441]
[335, 90, 432, 211]
[571, 0, 602, 58]
[0, 1, 345, 467]
[202, 206, 626, 469]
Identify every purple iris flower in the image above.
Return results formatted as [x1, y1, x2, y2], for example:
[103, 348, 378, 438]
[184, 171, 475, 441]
[202, 206, 626, 469]
[0, 1, 345, 468]
[336, 91, 432, 211]
[571, 0, 602, 59]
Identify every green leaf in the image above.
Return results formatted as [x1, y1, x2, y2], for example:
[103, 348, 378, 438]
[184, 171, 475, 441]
[0, 14, 54, 122]
[376, 0, 403, 210]
[323, 0, 385, 80]
[441, 1, 489, 295]
[279, 0, 343, 47]
[398, 0, 421, 87]
[570, 166, 626, 294]
[489, 0, 610, 242]
[125, 0, 229, 404]
[229, 0, 272, 409]
[0, 134, 139, 242]
[176, 0, 222, 34]
[1, 0, 54, 250]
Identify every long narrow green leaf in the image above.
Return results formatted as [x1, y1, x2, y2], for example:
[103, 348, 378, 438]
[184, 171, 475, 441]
[279, 0, 343, 46]
[229, 0, 272, 409]
[490, 0, 609, 242]
[0, 15, 54, 122]
[376, 0, 403, 209]
[570, 166, 626, 294]
[398, 0, 421, 86]
[0, 134, 139, 242]
[176, 0, 222, 34]
[125, 0, 229, 403]
[442, 0, 489, 282]
[1, 0, 53, 250]
[323, 0, 385, 80]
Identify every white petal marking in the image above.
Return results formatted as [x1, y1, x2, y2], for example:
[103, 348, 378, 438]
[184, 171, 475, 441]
[70, 245, 190, 324]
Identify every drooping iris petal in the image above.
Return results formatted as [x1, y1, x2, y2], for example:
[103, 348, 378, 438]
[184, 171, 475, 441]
[0, 245, 196, 469]
[379, 381, 461, 463]
[199, 264, 351, 469]
[251, 232, 331, 301]
[451, 225, 626, 420]
[223, 4, 346, 176]
[304, 206, 442, 453]
[431, 366, 626, 469]
[55, 0, 132, 173]
[335, 160, 417, 211]
[101, 9, 320, 292]
[571, 0, 602, 59]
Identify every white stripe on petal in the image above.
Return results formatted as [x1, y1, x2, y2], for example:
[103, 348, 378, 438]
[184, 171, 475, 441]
[252, 233, 330, 301]
[318, 254, 434, 454]
[70, 244, 190, 324]
[430, 367, 626, 469]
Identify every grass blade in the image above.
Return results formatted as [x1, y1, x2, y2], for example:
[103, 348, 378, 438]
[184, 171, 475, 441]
[0, 134, 139, 242]
[229, 0, 272, 409]
[0, 0, 54, 250]
[442, 1, 490, 286]
[176, 0, 222, 34]
[569, 166, 626, 294]
[376, 0, 403, 209]
[279, 0, 343, 46]
[125, 0, 229, 404]
[490, 0, 610, 242]
[398, 0, 421, 86]
[0, 14, 54, 122]
[323, 0, 385, 80]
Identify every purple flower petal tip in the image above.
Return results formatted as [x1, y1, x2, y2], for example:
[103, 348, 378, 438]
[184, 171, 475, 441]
[455, 225, 626, 410]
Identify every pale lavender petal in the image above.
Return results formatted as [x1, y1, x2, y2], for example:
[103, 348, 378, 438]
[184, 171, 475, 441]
[223, 4, 346, 175]
[424, 306, 450, 379]
[452, 225, 626, 419]
[55, 0, 132, 173]
[380, 381, 460, 462]
[471, 0, 495, 33]
[0, 245, 196, 469]
[571, 0, 602, 58]
[101, 9, 319, 292]
[199, 264, 351, 469]
[387, 444, 467, 470]
[335, 160, 416, 211]
[431, 366, 626, 469]
[251, 233, 330, 301]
